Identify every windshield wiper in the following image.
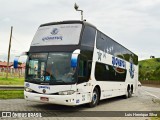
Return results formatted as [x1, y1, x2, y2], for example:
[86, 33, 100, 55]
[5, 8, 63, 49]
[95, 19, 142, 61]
[56, 79, 66, 83]
[33, 78, 41, 80]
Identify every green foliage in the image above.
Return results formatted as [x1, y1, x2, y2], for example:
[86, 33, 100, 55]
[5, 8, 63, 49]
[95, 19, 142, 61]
[151, 117, 160, 120]
[153, 66, 160, 77]
[0, 90, 24, 99]
[0, 77, 24, 85]
[139, 58, 160, 80]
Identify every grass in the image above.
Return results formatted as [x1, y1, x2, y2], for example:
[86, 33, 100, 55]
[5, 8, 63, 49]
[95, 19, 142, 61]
[151, 117, 160, 120]
[0, 90, 24, 99]
[0, 77, 24, 99]
[0, 77, 24, 85]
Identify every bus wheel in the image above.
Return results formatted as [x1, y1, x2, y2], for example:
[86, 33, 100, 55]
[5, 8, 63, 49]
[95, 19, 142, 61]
[128, 89, 132, 98]
[88, 87, 99, 107]
[124, 88, 132, 99]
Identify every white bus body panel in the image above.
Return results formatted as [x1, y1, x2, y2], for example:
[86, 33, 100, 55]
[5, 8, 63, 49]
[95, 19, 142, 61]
[24, 82, 92, 106]
[90, 40, 138, 100]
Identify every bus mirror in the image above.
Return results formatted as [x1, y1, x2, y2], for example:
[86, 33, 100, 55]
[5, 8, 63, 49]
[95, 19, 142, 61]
[13, 51, 28, 69]
[71, 49, 80, 68]
[13, 58, 18, 69]
[71, 56, 78, 68]
[21, 52, 28, 56]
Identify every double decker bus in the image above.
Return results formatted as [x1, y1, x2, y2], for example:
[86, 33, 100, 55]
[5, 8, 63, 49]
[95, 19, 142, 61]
[21, 20, 138, 107]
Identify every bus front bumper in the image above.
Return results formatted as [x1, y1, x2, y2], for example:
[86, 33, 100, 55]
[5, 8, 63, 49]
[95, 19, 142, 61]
[24, 91, 78, 106]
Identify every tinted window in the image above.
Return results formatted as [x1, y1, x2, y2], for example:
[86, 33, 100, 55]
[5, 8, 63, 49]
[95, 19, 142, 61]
[25, 52, 77, 85]
[81, 26, 96, 48]
[95, 62, 127, 81]
[96, 31, 138, 65]
[78, 60, 87, 77]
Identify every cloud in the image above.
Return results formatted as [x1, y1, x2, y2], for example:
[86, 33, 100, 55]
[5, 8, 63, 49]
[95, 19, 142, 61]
[1, 17, 11, 22]
[0, 0, 160, 60]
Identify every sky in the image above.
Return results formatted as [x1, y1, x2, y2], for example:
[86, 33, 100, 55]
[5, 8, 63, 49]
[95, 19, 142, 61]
[0, 0, 160, 61]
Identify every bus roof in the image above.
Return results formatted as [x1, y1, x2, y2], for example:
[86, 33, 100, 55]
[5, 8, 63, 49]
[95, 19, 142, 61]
[39, 20, 137, 58]
[40, 20, 96, 28]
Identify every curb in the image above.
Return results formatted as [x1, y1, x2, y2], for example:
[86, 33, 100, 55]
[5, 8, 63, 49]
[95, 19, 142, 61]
[0, 85, 24, 90]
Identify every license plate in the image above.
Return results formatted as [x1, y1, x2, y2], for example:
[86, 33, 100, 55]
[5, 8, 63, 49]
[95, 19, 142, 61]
[40, 97, 49, 101]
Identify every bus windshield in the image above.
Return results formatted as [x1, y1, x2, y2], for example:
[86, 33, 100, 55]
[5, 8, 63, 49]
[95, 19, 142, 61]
[26, 52, 77, 85]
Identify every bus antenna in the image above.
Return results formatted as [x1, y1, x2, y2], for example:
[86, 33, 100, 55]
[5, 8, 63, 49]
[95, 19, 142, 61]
[74, 3, 83, 21]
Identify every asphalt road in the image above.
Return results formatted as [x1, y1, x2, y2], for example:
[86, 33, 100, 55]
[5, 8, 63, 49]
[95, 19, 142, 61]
[0, 86, 160, 120]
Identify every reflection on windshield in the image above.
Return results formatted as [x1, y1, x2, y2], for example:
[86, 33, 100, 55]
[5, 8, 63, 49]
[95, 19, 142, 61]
[26, 53, 76, 84]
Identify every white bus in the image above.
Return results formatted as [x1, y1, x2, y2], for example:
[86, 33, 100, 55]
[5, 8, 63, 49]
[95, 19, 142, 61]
[20, 20, 138, 107]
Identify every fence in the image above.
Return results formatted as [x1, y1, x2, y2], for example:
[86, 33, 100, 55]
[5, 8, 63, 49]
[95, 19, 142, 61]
[140, 80, 160, 85]
[0, 68, 25, 78]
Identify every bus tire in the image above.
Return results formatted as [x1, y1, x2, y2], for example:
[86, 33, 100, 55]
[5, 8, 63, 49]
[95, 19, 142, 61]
[124, 88, 132, 99]
[88, 87, 100, 107]
[128, 89, 132, 98]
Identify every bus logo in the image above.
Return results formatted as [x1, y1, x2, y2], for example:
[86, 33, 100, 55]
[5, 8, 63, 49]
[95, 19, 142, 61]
[112, 56, 126, 69]
[129, 58, 135, 79]
[129, 63, 135, 79]
[25, 83, 30, 87]
[42, 89, 46, 93]
[51, 28, 59, 35]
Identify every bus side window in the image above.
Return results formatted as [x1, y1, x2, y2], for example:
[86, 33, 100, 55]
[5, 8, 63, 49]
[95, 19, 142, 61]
[78, 60, 87, 84]
[78, 59, 87, 77]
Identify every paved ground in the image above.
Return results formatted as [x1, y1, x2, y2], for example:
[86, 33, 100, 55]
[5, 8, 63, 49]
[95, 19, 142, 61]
[0, 86, 160, 120]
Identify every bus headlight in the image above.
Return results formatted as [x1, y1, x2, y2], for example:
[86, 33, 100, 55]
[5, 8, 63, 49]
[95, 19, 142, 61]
[24, 87, 33, 92]
[58, 90, 75, 95]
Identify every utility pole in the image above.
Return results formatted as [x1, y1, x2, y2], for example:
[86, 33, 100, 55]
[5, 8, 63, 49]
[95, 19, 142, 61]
[6, 26, 13, 79]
